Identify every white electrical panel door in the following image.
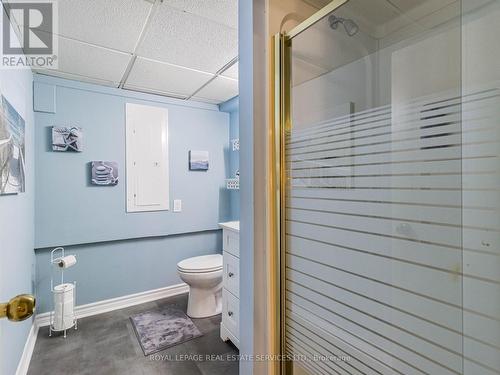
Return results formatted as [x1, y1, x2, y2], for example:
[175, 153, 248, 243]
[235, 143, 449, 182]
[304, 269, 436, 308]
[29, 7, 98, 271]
[126, 103, 169, 212]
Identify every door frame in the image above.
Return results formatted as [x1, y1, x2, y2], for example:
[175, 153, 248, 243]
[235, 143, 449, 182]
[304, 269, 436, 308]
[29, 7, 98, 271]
[270, 1, 350, 374]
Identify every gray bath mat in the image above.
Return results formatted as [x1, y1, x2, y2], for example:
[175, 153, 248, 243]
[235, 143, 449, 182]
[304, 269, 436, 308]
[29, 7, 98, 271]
[130, 306, 203, 356]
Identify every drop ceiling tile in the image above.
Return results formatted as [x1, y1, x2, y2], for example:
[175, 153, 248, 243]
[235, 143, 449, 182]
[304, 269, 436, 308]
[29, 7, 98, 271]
[137, 5, 237, 73]
[38, 36, 131, 85]
[55, 0, 153, 52]
[124, 57, 214, 97]
[165, 0, 238, 29]
[193, 76, 238, 103]
[33, 70, 119, 88]
[221, 62, 238, 79]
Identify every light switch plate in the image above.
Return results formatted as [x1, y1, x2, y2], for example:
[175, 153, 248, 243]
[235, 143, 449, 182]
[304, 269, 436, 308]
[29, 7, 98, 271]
[173, 199, 182, 212]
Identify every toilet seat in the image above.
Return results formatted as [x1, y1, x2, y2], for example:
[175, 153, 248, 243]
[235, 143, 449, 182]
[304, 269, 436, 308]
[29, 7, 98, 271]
[177, 254, 222, 273]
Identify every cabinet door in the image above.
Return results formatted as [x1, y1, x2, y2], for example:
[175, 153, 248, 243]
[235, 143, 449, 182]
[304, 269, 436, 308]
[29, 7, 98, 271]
[222, 230, 239, 257]
[222, 289, 239, 338]
[126, 103, 169, 212]
[223, 251, 239, 298]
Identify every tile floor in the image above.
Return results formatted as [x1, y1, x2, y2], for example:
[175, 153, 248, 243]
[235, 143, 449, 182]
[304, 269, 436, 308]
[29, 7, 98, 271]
[27, 294, 239, 375]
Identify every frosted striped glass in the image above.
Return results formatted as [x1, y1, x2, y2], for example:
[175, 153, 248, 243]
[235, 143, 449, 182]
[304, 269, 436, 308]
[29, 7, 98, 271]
[284, 3, 500, 374]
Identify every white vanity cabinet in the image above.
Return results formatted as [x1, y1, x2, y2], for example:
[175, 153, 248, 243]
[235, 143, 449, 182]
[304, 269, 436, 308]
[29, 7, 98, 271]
[219, 221, 240, 349]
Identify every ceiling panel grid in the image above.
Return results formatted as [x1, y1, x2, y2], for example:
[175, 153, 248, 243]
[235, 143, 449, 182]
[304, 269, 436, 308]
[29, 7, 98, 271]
[30, 0, 238, 104]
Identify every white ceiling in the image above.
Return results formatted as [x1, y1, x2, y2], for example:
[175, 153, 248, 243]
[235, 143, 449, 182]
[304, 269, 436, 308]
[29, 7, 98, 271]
[31, 0, 239, 105]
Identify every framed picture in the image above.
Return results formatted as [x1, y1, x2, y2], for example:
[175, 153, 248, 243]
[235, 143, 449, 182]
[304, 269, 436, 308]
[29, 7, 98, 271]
[52, 126, 83, 152]
[189, 150, 209, 171]
[91, 161, 118, 186]
[0, 95, 26, 195]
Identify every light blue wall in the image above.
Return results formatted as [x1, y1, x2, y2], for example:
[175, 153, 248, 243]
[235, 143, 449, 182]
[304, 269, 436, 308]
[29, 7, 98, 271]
[0, 39, 36, 375]
[219, 96, 239, 220]
[239, 0, 255, 373]
[34, 75, 231, 248]
[35, 230, 221, 313]
[33, 75, 232, 313]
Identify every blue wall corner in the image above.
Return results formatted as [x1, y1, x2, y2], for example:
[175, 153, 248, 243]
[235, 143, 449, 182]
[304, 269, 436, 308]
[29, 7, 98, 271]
[219, 96, 239, 113]
[220, 96, 240, 220]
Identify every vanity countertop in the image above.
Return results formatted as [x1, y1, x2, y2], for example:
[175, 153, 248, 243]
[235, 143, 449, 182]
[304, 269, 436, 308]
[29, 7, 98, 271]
[219, 221, 239, 232]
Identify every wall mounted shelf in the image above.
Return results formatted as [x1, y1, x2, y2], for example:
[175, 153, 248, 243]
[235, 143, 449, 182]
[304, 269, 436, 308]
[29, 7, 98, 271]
[226, 178, 239, 190]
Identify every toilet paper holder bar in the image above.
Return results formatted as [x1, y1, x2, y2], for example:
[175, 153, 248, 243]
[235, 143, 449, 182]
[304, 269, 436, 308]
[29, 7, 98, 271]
[49, 247, 78, 338]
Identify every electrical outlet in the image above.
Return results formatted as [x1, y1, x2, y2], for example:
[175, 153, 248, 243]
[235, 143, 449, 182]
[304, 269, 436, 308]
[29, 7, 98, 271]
[173, 199, 182, 212]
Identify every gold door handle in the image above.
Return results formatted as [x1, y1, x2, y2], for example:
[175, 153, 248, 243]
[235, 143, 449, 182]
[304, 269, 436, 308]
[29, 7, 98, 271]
[0, 294, 36, 322]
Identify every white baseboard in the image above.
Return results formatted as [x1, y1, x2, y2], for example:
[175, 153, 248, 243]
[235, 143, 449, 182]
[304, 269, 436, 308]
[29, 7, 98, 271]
[14, 283, 188, 375]
[36, 283, 188, 327]
[15, 322, 38, 375]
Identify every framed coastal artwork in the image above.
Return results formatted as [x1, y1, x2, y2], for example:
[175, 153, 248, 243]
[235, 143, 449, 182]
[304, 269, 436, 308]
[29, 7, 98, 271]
[189, 150, 209, 171]
[91, 161, 118, 186]
[52, 126, 83, 152]
[0, 95, 26, 195]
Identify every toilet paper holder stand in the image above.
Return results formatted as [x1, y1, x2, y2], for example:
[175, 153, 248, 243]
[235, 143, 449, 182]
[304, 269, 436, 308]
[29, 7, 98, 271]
[49, 247, 78, 338]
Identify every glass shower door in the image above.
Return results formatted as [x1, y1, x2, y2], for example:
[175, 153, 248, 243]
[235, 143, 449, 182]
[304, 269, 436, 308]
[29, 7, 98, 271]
[282, 0, 466, 374]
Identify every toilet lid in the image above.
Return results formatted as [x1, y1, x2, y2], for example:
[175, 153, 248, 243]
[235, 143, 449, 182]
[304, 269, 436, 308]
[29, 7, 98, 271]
[177, 254, 223, 273]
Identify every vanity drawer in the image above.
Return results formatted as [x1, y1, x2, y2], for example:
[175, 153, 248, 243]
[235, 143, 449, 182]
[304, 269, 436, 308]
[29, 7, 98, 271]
[223, 251, 239, 298]
[222, 289, 239, 338]
[223, 229, 239, 257]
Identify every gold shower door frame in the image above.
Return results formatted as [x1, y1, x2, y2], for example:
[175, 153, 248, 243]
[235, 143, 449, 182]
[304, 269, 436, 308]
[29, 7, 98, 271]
[270, 2, 350, 374]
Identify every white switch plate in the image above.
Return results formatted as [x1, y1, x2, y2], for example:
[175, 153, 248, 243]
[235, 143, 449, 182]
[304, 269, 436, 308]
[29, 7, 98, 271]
[173, 199, 182, 212]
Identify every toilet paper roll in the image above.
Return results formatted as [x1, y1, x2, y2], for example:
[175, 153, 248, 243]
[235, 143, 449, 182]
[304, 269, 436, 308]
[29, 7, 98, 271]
[58, 255, 77, 269]
[53, 283, 75, 331]
[53, 283, 74, 299]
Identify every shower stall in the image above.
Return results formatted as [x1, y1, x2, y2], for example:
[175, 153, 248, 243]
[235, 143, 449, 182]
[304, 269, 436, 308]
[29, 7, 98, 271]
[272, 0, 500, 374]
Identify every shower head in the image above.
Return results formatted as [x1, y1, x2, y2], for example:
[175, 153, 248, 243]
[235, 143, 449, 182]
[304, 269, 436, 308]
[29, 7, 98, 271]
[328, 15, 359, 36]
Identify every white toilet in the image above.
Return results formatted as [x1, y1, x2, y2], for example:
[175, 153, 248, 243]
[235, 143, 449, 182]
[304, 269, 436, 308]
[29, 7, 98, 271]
[177, 254, 223, 318]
